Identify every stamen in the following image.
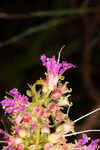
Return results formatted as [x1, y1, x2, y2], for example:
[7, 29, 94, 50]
[0, 141, 8, 143]
[57, 45, 66, 63]
[64, 129, 100, 137]
[73, 107, 100, 123]
[67, 105, 71, 115]
[67, 101, 72, 115]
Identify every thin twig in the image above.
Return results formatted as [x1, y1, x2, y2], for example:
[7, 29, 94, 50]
[0, 8, 96, 20]
[0, 19, 64, 48]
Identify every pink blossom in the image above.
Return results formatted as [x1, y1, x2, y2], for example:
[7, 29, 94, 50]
[51, 88, 62, 100]
[57, 97, 69, 106]
[43, 114, 49, 119]
[40, 54, 75, 75]
[41, 125, 50, 134]
[48, 103, 58, 114]
[78, 134, 100, 150]
[15, 144, 24, 150]
[84, 139, 100, 150]
[42, 74, 59, 92]
[31, 118, 38, 127]
[8, 136, 23, 146]
[56, 121, 74, 133]
[48, 133, 63, 144]
[44, 143, 53, 150]
[23, 113, 32, 122]
[56, 113, 65, 122]
[34, 106, 40, 113]
[13, 114, 23, 125]
[9, 88, 19, 97]
[78, 134, 88, 145]
[34, 107, 45, 116]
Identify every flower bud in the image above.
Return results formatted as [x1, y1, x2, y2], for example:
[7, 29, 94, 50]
[14, 114, 22, 125]
[56, 113, 64, 122]
[16, 144, 24, 150]
[41, 125, 50, 134]
[44, 143, 53, 150]
[23, 113, 32, 122]
[57, 97, 69, 106]
[15, 137, 24, 144]
[56, 121, 74, 134]
[8, 136, 23, 146]
[28, 145, 36, 150]
[18, 129, 28, 138]
[48, 133, 63, 144]
[31, 117, 38, 126]
[51, 88, 62, 100]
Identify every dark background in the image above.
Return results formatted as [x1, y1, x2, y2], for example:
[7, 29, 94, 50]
[0, 0, 100, 139]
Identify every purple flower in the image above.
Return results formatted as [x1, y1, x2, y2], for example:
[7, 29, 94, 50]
[40, 54, 46, 66]
[1, 98, 15, 107]
[40, 54, 75, 75]
[78, 134, 88, 145]
[5, 107, 14, 113]
[84, 139, 100, 150]
[18, 105, 26, 112]
[21, 95, 28, 104]
[79, 134, 100, 150]
[1, 89, 29, 114]
[2, 146, 13, 150]
[59, 61, 75, 75]
[9, 88, 19, 97]
[0, 98, 16, 114]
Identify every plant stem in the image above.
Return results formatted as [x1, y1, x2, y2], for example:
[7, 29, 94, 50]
[0, 19, 64, 48]
[36, 126, 40, 145]
[0, 8, 95, 19]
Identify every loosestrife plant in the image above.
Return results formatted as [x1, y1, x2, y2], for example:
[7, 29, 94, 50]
[0, 53, 100, 150]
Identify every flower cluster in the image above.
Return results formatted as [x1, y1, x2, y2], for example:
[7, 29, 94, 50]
[0, 54, 99, 150]
[1, 88, 28, 114]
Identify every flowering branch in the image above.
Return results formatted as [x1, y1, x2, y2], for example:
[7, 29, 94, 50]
[0, 53, 99, 150]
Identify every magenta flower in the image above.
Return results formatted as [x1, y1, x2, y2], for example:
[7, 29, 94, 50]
[40, 54, 75, 75]
[1, 54, 100, 150]
[0, 88, 28, 114]
[2, 146, 13, 150]
[78, 134, 88, 145]
[5, 107, 15, 113]
[9, 88, 19, 97]
[79, 134, 100, 150]
[1, 98, 15, 107]
[84, 139, 100, 150]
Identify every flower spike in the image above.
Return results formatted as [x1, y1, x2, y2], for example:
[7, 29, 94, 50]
[0, 52, 99, 150]
[40, 53, 75, 75]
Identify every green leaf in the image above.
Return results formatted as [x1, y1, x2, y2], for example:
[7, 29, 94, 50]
[26, 90, 32, 97]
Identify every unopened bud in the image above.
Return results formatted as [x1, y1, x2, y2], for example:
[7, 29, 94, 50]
[56, 122, 74, 134]
[41, 126, 50, 134]
[18, 129, 28, 138]
[48, 133, 62, 144]
[15, 137, 23, 145]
